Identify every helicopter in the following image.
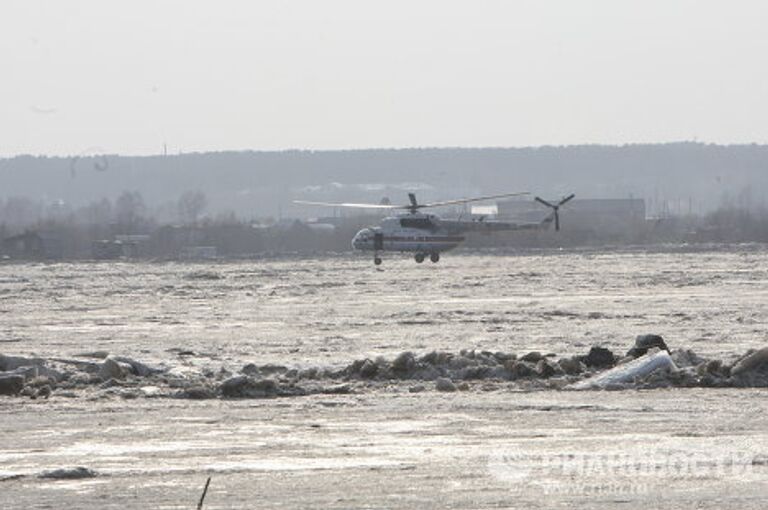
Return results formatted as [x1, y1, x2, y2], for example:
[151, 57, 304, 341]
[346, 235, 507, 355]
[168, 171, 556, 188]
[295, 192, 574, 265]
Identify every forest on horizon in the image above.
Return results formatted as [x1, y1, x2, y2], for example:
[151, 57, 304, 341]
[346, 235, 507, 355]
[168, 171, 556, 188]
[2, 142, 767, 221]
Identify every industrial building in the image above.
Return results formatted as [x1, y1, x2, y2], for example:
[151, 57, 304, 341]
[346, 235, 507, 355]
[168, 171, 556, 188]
[497, 198, 647, 236]
[1, 231, 63, 259]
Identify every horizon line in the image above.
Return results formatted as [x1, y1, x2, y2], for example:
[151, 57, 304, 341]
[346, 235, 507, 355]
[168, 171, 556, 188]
[2, 140, 768, 159]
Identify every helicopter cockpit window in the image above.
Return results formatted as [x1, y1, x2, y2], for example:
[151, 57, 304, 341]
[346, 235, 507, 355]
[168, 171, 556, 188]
[356, 228, 373, 240]
[400, 217, 434, 229]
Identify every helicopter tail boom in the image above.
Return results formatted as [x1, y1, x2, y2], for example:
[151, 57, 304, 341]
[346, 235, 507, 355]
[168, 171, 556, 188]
[438, 194, 574, 233]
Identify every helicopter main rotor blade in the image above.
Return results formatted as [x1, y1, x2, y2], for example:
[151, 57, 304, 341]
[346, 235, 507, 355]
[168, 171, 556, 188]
[296, 191, 529, 212]
[419, 191, 529, 209]
[293, 200, 401, 209]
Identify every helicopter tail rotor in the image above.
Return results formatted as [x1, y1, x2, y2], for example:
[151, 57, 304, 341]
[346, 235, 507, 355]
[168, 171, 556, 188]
[535, 194, 575, 231]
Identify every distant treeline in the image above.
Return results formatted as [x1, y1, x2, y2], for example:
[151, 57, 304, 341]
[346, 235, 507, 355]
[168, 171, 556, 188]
[1, 188, 768, 260]
[2, 143, 768, 219]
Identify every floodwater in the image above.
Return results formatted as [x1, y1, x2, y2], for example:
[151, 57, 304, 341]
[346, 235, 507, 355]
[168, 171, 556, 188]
[4, 247, 768, 366]
[1, 247, 767, 508]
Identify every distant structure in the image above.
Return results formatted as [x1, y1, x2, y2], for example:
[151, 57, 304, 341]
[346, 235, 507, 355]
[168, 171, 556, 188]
[179, 246, 218, 260]
[114, 234, 150, 258]
[1, 231, 63, 259]
[92, 240, 125, 260]
[497, 198, 646, 236]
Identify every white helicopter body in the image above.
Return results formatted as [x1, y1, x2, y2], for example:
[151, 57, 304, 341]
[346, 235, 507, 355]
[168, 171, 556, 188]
[351, 213, 464, 261]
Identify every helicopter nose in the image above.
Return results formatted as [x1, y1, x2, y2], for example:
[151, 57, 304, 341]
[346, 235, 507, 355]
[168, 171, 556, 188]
[352, 229, 371, 250]
[352, 231, 364, 250]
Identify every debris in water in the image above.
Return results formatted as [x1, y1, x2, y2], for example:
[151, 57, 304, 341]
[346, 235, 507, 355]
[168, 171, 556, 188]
[0, 354, 46, 371]
[627, 334, 670, 358]
[581, 346, 615, 368]
[197, 476, 212, 510]
[435, 377, 457, 392]
[184, 270, 224, 281]
[98, 357, 132, 381]
[2, 338, 768, 400]
[558, 357, 584, 375]
[536, 359, 559, 378]
[520, 351, 544, 363]
[39, 467, 97, 480]
[0, 374, 24, 395]
[731, 347, 768, 376]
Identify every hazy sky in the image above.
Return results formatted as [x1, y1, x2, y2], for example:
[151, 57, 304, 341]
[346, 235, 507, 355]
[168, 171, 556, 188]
[1, 1, 767, 156]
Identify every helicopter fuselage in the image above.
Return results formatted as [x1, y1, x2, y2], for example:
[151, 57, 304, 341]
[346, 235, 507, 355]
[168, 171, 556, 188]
[351, 213, 464, 255]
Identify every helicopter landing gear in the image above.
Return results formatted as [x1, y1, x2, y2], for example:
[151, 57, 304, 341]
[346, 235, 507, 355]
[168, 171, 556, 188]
[430, 252, 440, 263]
[414, 253, 425, 263]
[374, 255, 382, 266]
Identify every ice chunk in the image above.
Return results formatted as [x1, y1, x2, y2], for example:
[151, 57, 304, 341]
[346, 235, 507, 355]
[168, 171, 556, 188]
[567, 349, 678, 390]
